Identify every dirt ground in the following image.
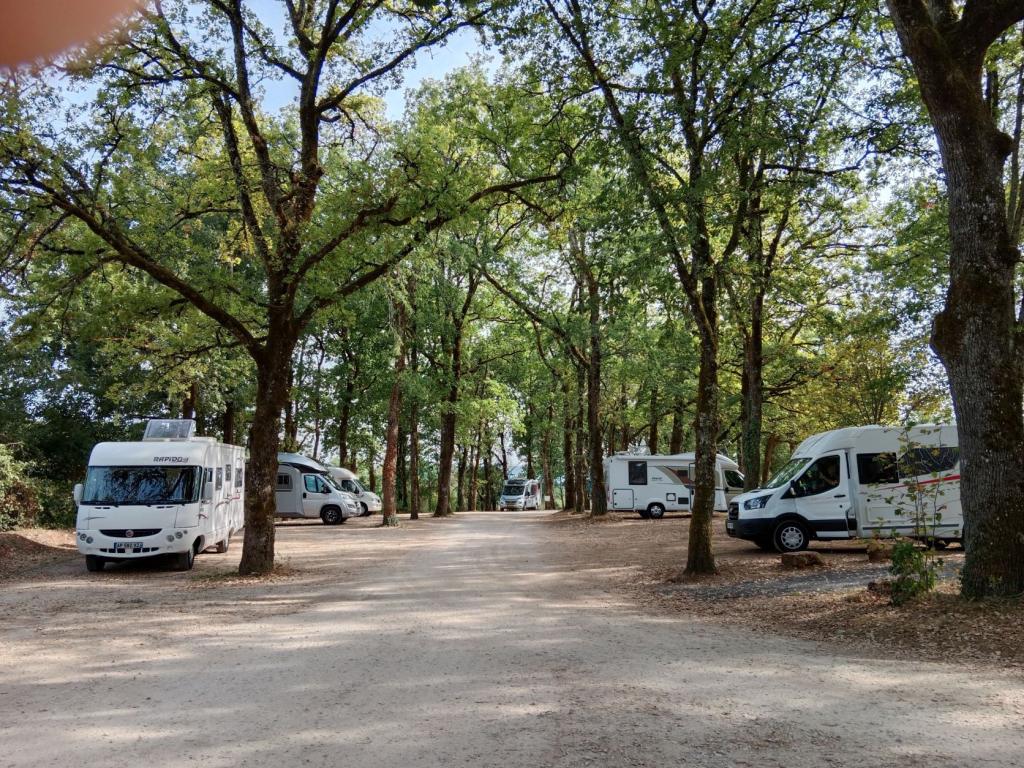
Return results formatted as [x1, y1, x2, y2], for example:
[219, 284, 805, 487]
[1, 512, 1022, 768]
[546, 510, 1023, 667]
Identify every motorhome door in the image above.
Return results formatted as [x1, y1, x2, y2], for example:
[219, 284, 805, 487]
[791, 453, 851, 536]
[302, 474, 332, 518]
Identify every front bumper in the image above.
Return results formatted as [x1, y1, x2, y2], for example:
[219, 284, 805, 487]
[76, 528, 194, 558]
[725, 516, 773, 540]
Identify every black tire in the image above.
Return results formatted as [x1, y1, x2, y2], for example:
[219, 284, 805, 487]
[773, 519, 810, 553]
[176, 546, 196, 571]
[85, 555, 105, 572]
[215, 533, 230, 554]
[360, 503, 370, 517]
[321, 506, 342, 525]
[638, 509, 651, 519]
[647, 503, 666, 520]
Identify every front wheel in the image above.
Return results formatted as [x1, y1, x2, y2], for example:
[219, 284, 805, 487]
[360, 503, 370, 517]
[175, 546, 196, 571]
[773, 519, 810, 553]
[321, 506, 342, 525]
[85, 555, 105, 572]
[647, 503, 666, 520]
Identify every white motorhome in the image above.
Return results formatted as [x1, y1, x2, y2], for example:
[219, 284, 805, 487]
[499, 478, 541, 511]
[604, 452, 745, 519]
[276, 453, 360, 524]
[74, 419, 245, 572]
[727, 424, 962, 552]
[326, 465, 382, 516]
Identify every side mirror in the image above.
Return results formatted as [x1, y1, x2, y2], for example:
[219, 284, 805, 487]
[73, 483, 83, 504]
[202, 481, 214, 502]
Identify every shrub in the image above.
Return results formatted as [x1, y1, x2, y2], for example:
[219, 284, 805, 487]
[889, 539, 939, 605]
[0, 445, 40, 531]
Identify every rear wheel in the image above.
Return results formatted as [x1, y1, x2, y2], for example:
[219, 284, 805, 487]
[321, 506, 342, 525]
[85, 555, 105, 572]
[215, 533, 230, 554]
[773, 519, 810, 553]
[638, 509, 651, 519]
[647, 503, 666, 520]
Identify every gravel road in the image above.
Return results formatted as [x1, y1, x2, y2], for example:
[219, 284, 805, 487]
[1, 511, 1021, 768]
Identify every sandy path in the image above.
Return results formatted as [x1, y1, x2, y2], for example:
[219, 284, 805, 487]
[1, 511, 1021, 768]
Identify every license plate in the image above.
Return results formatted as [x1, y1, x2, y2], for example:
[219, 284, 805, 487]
[114, 542, 143, 551]
[726, 522, 734, 531]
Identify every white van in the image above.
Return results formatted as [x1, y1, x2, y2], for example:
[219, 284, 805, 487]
[498, 478, 541, 511]
[604, 452, 745, 519]
[727, 424, 962, 552]
[326, 466, 382, 516]
[74, 419, 245, 572]
[276, 453, 360, 524]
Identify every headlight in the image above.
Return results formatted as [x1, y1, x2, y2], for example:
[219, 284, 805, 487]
[743, 494, 773, 510]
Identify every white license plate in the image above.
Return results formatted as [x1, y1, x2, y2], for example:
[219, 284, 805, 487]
[115, 542, 143, 551]
[726, 522, 734, 531]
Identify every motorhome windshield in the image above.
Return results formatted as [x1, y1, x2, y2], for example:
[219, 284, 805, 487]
[502, 481, 526, 496]
[763, 458, 811, 489]
[83, 466, 202, 505]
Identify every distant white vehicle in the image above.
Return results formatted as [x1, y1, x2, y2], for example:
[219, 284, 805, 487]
[499, 478, 541, 511]
[326, 465, 382, 516]
[74, 419, 245, 572]
[603, 452, 745, 519]
[276, 453, 360, 524]
[728, 424, 962, 552]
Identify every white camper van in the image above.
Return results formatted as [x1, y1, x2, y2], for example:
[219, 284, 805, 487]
[499, 478, 541, 511]
[276, 453, 360, 524]
[727, 424, 962, 552]
[326, 465, 382, 516]
[74, 419, 245, 572]
[604, 452, 745, 519]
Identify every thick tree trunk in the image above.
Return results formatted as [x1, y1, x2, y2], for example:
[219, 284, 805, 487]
[583, 260, 607, 517]
[337, 376, 354, 467]
[740, 303, 764, 490]
[542, 402, 555, 510]
[409, 411, 421, 520]
[239, 338, 294, 575]
[468, 430, 481, 511]
[380, 324, 406, 526]
[761, 433, 780, 486]
[648, 387, 659, 455]
[222, 400, 236, 445]
[888, 2, 1024, 597]
[574, 365, 587, 514]
[397, 428, 407, 511]
[456, 444, 467, 511]
[669, 396, 685, 454]
[367, 444, 377, 493]
[561, 381, 576, 511]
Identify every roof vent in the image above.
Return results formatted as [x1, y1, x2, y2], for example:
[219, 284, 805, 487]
[143, 419, 196, 441]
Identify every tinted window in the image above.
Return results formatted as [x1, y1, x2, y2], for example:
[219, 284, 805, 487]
[276, 474, 291, 490]
[215, 467, 223, 491]
[857, 453, 898, 485]
[724, 469, 745, 489]
[225, 464, 232, 483]
[792, 455, 841, 497]
[82, 466, 201, 505]
[235, 462, 244, 488]
[342, 480, 358, 493]
[898, 446, 960, 477]
[628, 461, 647, 485]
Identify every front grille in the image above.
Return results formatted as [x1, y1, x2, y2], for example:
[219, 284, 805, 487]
[100, 529, 161, 538]
[100, 547, 160, 554]
[728, 503, 739, 520]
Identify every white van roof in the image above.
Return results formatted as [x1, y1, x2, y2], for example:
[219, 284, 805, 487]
[607, 452, 739, 470]
[792, 424, 957, 457]
[278, 453, 328, 473]
[89, 440, 211, 466]
[326, 466, 356, 481]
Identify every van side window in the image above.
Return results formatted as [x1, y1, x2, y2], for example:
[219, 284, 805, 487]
[343, 480, 357, 493]
[898, 446, 959, 477]
[792, 455, 840, 497]
[724, 469, 745, 489]
[857, 453, 898, 485]
[215, 467, 223, 491]
[628, 461, 647, 485]
[304, 475, 329, 494]
[276, 474, 291, 490]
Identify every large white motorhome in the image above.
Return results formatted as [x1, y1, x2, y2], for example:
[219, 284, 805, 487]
[727, 424, 962, 552]
[498, 478, 541, 511]
[276, 453, 360, 524]
[326, 465, 382, 516]
[74, 419, 245, 572]
[604, 452, 745, 519]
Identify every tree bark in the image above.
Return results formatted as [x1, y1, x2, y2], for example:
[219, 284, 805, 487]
[222, 400, 236, 445]
[456, 444, 467, 511]
[561, 380, 576, 511]
[380, 303, 407, 526]
[576, 235, 607, 517]
[669, 396, 685, 454]
[887, 1, 1024, 597]
[648, 387, 659, 455]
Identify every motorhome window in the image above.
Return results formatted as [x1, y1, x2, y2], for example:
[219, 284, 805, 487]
[898, 446, 960, 477]
[791, 455, 841, 497]
[82, 466, 201, 505]
[235, 462, 243, 488]
[856, 453, 898, 485]
[502, 481, 526, 496]
[724, 469, 745, 489]
[763, 458, 810, 489]
[215, 467, 223, 491]
[628, 461, 647, 485]
[276, 474, 291, 490]
[225, 464, 232, 483]
[342, 480, 358, 493]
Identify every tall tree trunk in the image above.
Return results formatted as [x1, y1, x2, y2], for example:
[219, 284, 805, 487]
[669, 396, 685, 454]
[561, 380, 576, 511]
[761, 432, 780, 486]
[337, 376, 354, 467]
[468, 429, 481, 512]
[456, 444, 467, 511]
[648, 386, 659, 455]
[542, 402, 555, 509]
[397, 428, 407, 511]
[367, 445, 377, 494]
[887, 2, 1024, 597]
[409, 414, 421, 520]
[577, 240, 607, 517]
[283, 366, 297, 446]
[381, 302, 407, 526]
[239, 335, 295, 575]
[483, 443, 493, 511]
[574, 364, 587, 514]
[222, 400, 236, 445]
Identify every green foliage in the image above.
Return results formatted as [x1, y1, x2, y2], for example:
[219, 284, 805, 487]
[0, 444, 39, 531]
[889, 540, 939, 606]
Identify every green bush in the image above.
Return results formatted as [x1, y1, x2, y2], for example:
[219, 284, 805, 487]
[34, 481, 77, 529]
[889, 540, 939, 605]
[0, 445, 40, 531]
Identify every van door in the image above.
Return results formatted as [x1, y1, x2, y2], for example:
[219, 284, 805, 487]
[275, 469, 299, 517]
[302, 474, 331, 518]
[792, 453, 851, 538]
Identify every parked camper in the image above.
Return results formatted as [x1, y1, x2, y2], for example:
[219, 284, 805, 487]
[74, 419, 245, 572]
[604, 453, 745, 519]
[499, 478, 541, 511]
[326, 466, 382, 516]
[276, 453, 360, 524]
[727, 424, 962, 552]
